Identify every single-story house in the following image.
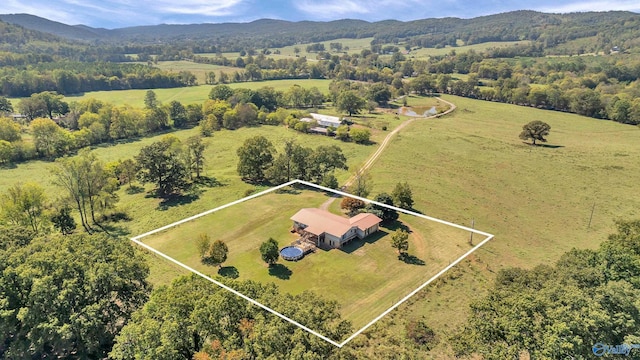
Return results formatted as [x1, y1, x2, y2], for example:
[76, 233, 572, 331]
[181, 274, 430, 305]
[291, 208, 382, 248]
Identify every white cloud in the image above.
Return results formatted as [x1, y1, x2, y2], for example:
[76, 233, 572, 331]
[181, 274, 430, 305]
[150, 0, 244, 16]
[3, 0, 77, 23]
[538, 0, 640, 13]
[295, 0, 423, 18]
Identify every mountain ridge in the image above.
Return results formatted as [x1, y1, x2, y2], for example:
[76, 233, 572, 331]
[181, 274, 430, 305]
[1, 11, 639, 51]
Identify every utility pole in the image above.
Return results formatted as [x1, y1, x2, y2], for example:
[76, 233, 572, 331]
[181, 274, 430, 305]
[588, 203, 596, 230]
[469, 218, 475, 245]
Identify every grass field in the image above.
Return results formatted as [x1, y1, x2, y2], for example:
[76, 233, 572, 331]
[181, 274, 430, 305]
[362, 95, 640, 353]
[139, 185, 473, 332]
[407, 40, 531, 59]
[62, 79, 332, 106]
[202, 37, 375, 60]
[151, 61, 240, 84]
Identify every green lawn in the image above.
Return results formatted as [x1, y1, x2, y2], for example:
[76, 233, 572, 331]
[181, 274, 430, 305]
[62, 79, 332, 107]
[140, 186, 472, 332]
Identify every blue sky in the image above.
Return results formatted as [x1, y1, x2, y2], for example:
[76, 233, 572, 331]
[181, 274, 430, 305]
[3, 0, 640, 28]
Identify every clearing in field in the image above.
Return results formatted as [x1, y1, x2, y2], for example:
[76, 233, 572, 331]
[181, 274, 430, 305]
[131, 180, 493, 346]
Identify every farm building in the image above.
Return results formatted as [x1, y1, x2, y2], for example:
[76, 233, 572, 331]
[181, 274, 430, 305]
[291, 208, 382, 249]
[303, 113, 342, 128]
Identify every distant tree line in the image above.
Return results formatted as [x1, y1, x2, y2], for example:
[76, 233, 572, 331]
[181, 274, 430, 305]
[0, 61, 196, 97]
[0, 82, 378, 166]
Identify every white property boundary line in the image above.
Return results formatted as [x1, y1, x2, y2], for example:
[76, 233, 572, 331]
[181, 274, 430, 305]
[130, 179, 494, 348]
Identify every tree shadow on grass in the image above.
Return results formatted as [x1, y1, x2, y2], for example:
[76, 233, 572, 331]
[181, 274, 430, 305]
[156, 193, 200, 211]
[268, 264, 292, 280]
[194, 176, 225, 188]
[0, 162, 17, 170]
[538, 144, 564, 149]
[275, 186, 301, 195]
[125, 185, 145, 195]
[98, 223, 131, 237]
[382, 220, 411, 233]
[218, 266, 239, 279]
[522, 142, 564, 149]
[399, 253, 426, 266]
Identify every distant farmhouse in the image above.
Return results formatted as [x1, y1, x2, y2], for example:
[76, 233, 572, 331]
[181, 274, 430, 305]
[301, 113, 343, 135]
[291, 208, 382, 248]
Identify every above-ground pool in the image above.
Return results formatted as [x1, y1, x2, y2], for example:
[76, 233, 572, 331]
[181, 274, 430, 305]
[280, 246, 304, 261]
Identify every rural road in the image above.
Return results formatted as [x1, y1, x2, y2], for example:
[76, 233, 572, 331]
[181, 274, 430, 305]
[320, 97, 457, 210]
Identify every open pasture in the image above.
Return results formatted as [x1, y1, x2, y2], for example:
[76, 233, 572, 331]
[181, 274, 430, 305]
[365, 95, 640, 339]
[63, 79, 332, 106]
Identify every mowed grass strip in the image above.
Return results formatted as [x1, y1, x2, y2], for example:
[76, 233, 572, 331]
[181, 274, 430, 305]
[141, 187, 473, 331]
[63, 79, 332, 107]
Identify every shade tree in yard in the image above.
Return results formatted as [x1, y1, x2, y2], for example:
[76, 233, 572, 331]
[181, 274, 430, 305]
[391, 229, 410, 256]
[260, 237, 280, 266]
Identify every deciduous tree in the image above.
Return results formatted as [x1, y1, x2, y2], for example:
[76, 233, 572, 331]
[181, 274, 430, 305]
[0, 96, 13, 113]
[260, 237, 280, 265]
[391, 229, 409, 255]
[51, 149, 117, 232]
[341, 197, 366, 216]
[349, 127, 371, 144]
[392, 182, 414, 209]
[208, 239, 228, 268]
[169, 100, 188, 128]
[368, 192, 399, 222]
[0, 183, 48, 234]
[336, 90, 366, 116]
[349, 169, 372, 198]
[0, 117, 21, 142]
[50, 207, 76, 235]
[236, 135, 274, 183]
[110, 275, 350, 360]
[519, 120, 551, 145]
[30, 118, 72, 159]
[144, 90, 160, 109]
[185, 135, 207, 179]
[136, 136, 189, 197]
[0, 232, 149, 359]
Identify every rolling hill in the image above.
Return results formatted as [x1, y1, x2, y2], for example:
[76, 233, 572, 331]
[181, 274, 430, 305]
[1, 11, 639, 52]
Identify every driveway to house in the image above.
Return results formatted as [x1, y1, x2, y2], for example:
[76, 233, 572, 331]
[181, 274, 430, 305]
[320, 96, 457, 210]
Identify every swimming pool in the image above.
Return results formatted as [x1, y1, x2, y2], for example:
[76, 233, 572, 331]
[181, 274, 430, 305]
[280, 246, 304, 261]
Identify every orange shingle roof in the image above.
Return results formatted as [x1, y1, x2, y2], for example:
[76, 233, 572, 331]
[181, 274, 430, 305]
[291, 208, 381, 238]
